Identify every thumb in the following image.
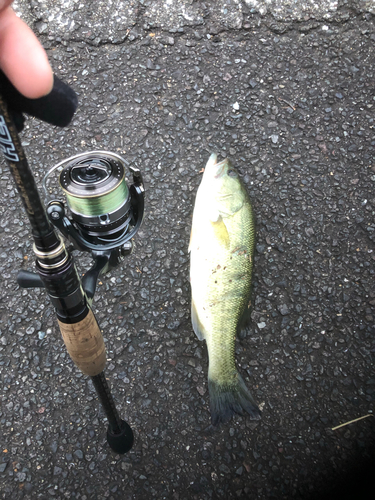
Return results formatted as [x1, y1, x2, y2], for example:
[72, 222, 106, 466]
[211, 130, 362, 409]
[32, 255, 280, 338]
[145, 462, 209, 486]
[0, 7, 53, 99]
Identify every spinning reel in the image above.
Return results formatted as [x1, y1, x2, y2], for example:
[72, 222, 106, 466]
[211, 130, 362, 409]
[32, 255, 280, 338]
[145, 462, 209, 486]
[41, 151, 145, 300]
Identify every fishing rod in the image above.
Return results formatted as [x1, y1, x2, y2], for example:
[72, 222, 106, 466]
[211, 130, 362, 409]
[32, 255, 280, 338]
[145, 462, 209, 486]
[0, 71, 144, 454]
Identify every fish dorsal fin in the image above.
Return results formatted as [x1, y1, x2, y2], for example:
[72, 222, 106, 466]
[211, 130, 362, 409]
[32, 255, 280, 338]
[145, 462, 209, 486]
[191, 298, 206, 341]
[211, 215, 230, 249]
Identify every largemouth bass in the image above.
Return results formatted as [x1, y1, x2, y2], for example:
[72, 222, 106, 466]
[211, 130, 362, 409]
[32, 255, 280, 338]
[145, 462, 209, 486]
[189, 154, 261, 425]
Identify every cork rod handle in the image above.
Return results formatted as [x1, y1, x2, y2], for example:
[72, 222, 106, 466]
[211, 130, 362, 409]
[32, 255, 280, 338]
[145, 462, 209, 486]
[58, 309, 106, 376]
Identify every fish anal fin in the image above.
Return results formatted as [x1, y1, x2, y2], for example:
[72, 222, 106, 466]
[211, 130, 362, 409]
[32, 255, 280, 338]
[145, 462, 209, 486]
[237, 298, 253, 339]
[191, 298, 206, 341]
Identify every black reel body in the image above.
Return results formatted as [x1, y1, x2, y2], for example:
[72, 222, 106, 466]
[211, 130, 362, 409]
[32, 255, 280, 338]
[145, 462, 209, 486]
[44, 151, 144, 253]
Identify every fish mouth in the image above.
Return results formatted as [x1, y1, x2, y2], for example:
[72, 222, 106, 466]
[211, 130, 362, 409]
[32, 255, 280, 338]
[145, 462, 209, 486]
[214, 159, 229, 178]
[205, 153, 229, 179]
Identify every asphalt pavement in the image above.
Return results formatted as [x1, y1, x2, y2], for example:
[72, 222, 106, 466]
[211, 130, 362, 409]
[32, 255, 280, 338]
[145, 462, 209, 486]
[1, 1, 375, 499]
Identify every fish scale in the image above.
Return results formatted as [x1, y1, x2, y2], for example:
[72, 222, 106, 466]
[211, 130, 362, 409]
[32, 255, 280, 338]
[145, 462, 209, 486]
[189, 153, 261, 425]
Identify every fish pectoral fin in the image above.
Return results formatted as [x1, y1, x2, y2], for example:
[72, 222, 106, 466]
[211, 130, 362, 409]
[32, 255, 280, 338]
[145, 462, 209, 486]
[210, 215, 230, 249]
[191, 298, 206, 341]
[208, 206, 220, 223]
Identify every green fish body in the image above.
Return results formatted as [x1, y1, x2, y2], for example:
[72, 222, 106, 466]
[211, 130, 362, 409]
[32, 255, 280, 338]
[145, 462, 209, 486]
[189, 154, 261, 425]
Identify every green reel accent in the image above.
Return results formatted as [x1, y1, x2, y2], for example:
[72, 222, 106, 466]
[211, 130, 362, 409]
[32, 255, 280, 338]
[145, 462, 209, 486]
[65, 178, 129, 217]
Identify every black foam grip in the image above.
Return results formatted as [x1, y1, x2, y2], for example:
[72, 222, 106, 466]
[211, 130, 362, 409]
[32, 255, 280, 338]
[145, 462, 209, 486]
[0, 70, 78, 127]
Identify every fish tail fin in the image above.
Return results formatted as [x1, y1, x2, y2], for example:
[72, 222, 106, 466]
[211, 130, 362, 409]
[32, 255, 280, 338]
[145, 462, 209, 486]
[208, 372, 261, 426]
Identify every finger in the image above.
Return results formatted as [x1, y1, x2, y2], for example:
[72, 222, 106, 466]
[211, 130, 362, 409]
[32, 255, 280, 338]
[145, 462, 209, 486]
[0, 7, 53, 99]
[0, 1, 13, 11]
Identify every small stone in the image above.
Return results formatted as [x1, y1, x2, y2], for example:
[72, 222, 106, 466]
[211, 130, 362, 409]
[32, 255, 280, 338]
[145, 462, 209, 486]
[161, 36, 174, 45]
[167, 321, 180, 330]
[270, 134, 279, 144]
[121, 462, 132, 472]
[219, 464, 230, 474]
[50, 441, 58, 453]
[146, 59, 155, 70]
[74, 450, 84, 460]
[17, 472, 26, 482]
[53, 466, 62, 476]
[256, 244, 266, 254]
[197, 386, 206, 396]
[278, 304, 289, 316]
[35, 22, 48, 34]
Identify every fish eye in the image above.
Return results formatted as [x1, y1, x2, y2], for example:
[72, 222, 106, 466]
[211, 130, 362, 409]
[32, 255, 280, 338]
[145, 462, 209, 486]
[227, 169, 237, 177]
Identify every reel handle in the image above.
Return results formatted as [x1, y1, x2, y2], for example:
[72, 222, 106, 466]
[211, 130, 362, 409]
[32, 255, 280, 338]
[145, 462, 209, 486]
[17, 269, 44, 288]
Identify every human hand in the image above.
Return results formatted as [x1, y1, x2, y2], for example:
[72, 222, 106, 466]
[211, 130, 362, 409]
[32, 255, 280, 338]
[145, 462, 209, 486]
[0, 0, 53, 98]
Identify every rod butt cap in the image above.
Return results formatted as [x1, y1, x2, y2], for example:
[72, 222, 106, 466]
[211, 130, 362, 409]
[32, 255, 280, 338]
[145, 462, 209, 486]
[107, 420, 134, 454]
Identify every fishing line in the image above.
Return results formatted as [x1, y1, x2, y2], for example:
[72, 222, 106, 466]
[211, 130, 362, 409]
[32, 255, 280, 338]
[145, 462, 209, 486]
[43, 151, 144, 247]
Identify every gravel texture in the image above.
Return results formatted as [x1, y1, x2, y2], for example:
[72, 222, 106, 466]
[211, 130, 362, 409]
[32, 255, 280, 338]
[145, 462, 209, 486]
[1, 2, 375, 499]
[12, 1, 375, 39]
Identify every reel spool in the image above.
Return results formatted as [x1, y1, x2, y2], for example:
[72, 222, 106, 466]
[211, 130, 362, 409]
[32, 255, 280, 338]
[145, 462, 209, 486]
[44, 151, 144, 252]
[59, 154, 131, 240]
